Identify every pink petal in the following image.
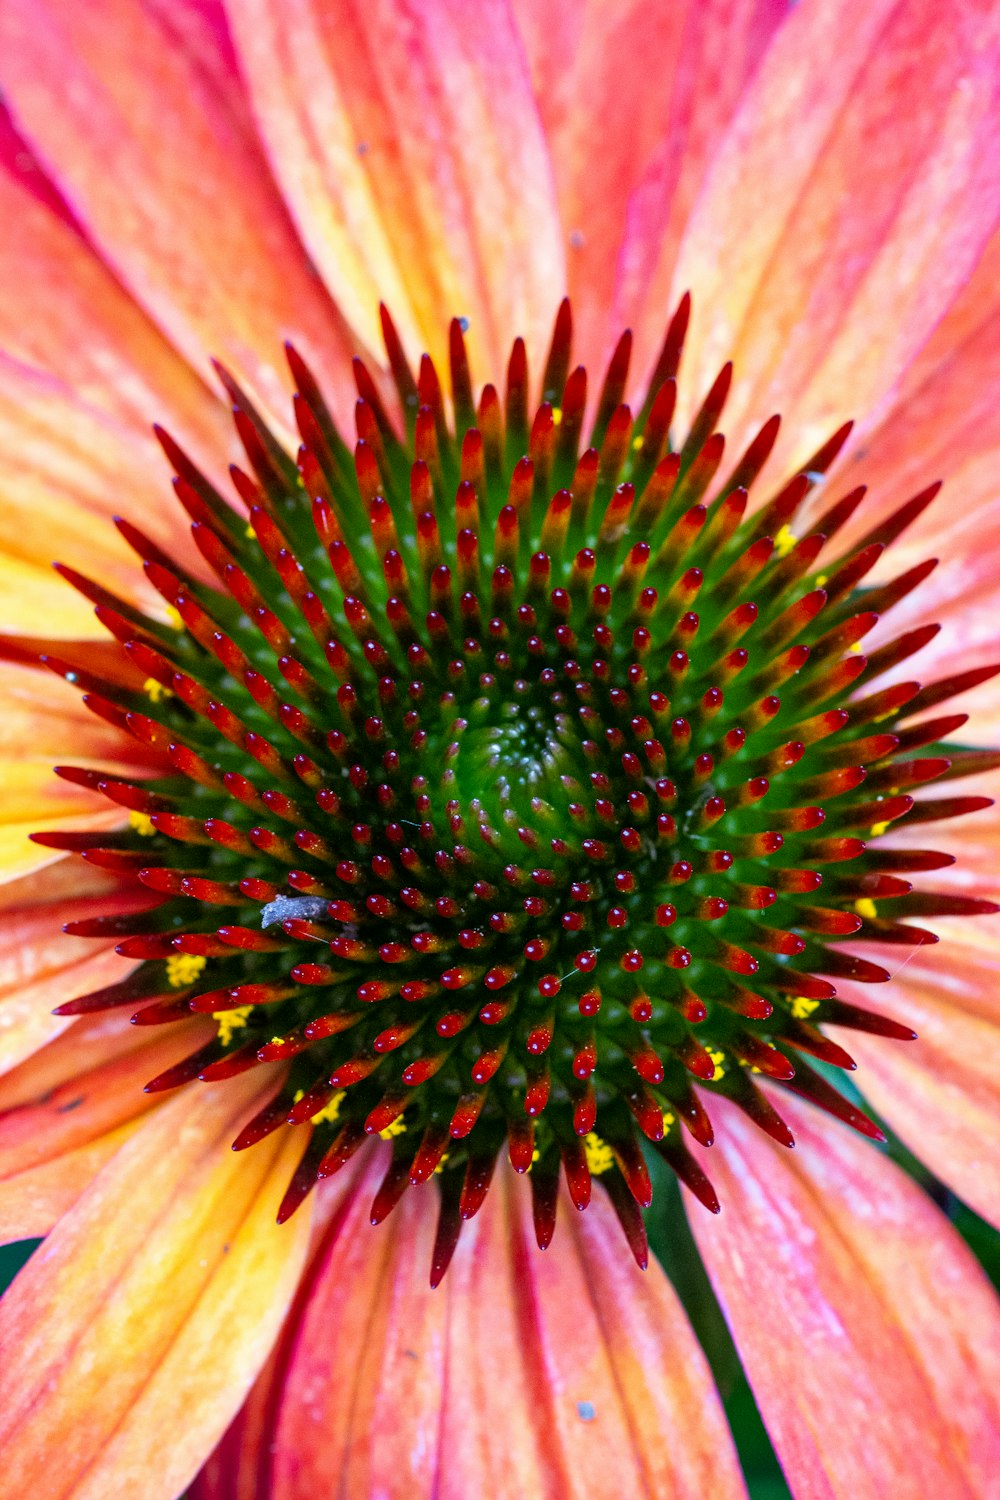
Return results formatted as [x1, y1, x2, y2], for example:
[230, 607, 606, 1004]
[563, 1182, 748, 1500]
[837, 225, 1000, 529]
[483, 1174, 746, 1499]
[267, 1155, 745, 1498]
[0, 100, 229, 468]
[840, 932, 1000, 1230]
[689, 1093, 1000, 1498]
[820, 237, 1000, 696]
[225, 0, 565, 375]
[0, 0, 356, 431]
[558, 0, 786, 370]
[659, 0, 1000, 475]
[267, 1151, 448, 1498]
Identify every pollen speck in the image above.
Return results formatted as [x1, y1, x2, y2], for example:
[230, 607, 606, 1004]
[583, 1133, 615, 1175]
[166, 953, 207, 988]
[314, 1091, 345, 1126]
[213, 1006, 253, 1045]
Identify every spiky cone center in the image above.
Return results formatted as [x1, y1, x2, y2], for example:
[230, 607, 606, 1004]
[35, 297, 998, 1283]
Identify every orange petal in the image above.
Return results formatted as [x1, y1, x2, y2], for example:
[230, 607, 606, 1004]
[0, 1011, 210, 1241]
[0, 0, 356, 432]
[0, 809, 124, 886]
[0, 867, 134, 1046]
[226, 0, 565, 375]
[0, 752, 123, 885]
[0, 658, 152, 764]
[0, 657, 158, 883]
[0, 1010, 213, 1163]
[659, 0, 1000, 474]
[0, 1118, 139, 1244]
[688, 1093, 1000, 1498]
[0, 359, 197, 631]
[189, 1164, 374, 1500]
[515, 0, 788, 372]
[0, 928, 126, 1078]
[0, 853, 116, 914]
[0, 1070, 311, 1500]
[188, 1341, 282, 1500]
[0, 101, 229, 469]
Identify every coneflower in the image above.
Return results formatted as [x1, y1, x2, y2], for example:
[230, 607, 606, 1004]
[3, 2, 1000, 1495]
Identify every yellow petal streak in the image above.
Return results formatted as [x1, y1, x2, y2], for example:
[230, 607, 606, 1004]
[0, 1072, 311, 1500]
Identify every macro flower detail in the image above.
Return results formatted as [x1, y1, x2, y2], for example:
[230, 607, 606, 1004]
[30, 295, 997, 1281]
[3, 0, 1000, 1496]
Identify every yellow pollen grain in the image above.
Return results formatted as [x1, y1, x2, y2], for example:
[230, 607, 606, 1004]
[583, 1132, 615, 1175]
[791, 996, 820, 1019]
[143, 676, 172, 703]
[245, 522, 256, 539]
[379, 1115, 408, 1139]
[164, 604, 184, 630]
[773, 525, 796, 557]
[128, 810, 156, 837]
[270, 1035, 287, 1048]
[855, 897, 878, 920]
[870, 820, 890, 837]
[166, 953, 207, 989]
[433, 1152, 450, 1175]
[551, 407, 563, 427]
[815, 573, 828, 588]
[528, 1147, 541, 1170]
[312, 1091, 345, 1126]
[213, 1005, 252, 1046]
[661, 1109, 676, 1132]
[708, 1047, 726, 1082]
[849, 641, 863, 654]
[632, 434, 644, 452]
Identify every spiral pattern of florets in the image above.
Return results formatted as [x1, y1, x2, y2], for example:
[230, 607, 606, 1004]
[37, 298, 998, 1281]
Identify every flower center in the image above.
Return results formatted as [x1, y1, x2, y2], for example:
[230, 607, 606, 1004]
[37, 297, 997, 1282]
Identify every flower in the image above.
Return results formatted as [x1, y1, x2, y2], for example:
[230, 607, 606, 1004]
[1, 0, 1000, 1497]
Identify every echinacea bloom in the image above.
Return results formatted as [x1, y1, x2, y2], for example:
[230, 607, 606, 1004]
[2, 0, 1000, 1496]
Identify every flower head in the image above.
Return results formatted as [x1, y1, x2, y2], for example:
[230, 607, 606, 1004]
[29, 292, 999, 1293]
